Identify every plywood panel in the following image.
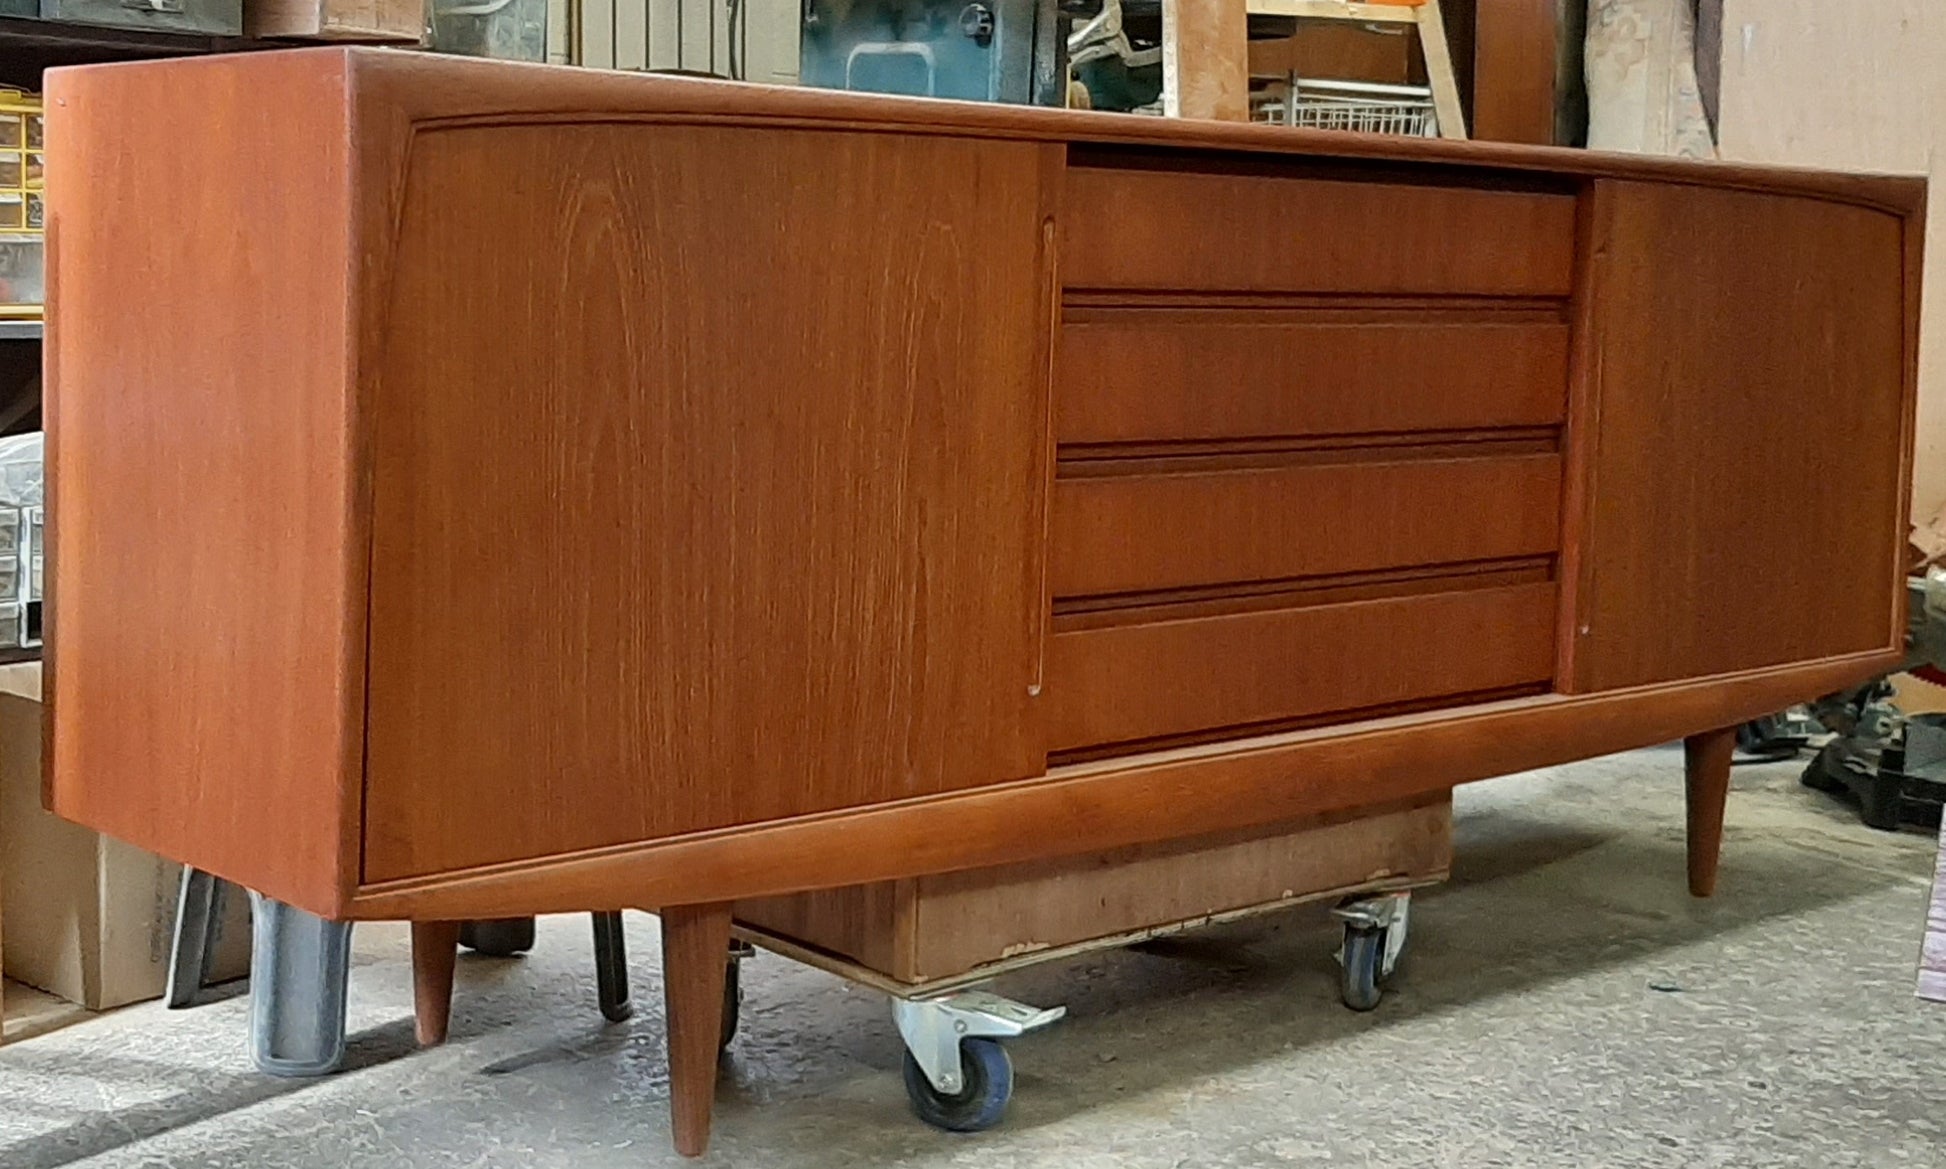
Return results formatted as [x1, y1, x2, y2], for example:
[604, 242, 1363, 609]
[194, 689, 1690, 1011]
[741, 0, 799, 82]
[581, 0, 616, 67]
[1566, 181, 1910, 692]
[362, 125, 1053, 881]
[1163, 0, 1248, 120]
[735, 881, 912, 975]
[1713, 0, 1946, 541]
[647, 0, 678, 69]
[614, 0, 647, 70]
[680, 0, 713, 70]
[1058, 313, 1568, 443]
[1471, 0, 1557, 143]
[1047, 581, 1556, 751]
[1052, 452, 1561, 597]
[906, 796, 1450, 981]
[1062, 165, 1576, 295]
[740, 797, 1450, 983]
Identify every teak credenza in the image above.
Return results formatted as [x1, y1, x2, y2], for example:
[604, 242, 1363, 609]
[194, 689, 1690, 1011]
[44, 48, 1923, 1156]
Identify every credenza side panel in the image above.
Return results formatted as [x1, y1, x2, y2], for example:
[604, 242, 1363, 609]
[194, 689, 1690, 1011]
[361, 124, 1054, 882]
[1563, 180, 1912, 693]
[44, 54, 363, 916]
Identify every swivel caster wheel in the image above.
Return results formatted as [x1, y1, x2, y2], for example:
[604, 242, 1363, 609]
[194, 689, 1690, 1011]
[458, 917, 537, 957]
[891, 989, 1063, 1133]
[901, 1038, 1012, 1132]
[1338, 924, 1388, 1012]
[1332, 891, 1410, 1013]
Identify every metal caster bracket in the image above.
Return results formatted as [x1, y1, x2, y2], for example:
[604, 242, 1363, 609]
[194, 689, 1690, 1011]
[1332, 890, 1411, 979]
[166, 868, 235, 1009]
[892, 990, 1064, 1095]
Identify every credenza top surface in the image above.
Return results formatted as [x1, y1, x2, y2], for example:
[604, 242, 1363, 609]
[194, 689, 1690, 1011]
[45, 46, 1926, 218]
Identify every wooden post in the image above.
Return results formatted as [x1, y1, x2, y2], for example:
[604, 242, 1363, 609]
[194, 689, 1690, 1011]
[661, 903, 733, 1158]
[1416, 0, 1468, 139]
[1471, 0, 1557, 143]
[1683, 727, 1735, 897]
[1163, 0, 1250, 120]
[409, 920, 461, 1046]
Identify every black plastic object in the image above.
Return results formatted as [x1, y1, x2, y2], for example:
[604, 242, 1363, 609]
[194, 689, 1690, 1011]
[720, 956, 741, 1050]
[1802, 739, 1946, 831]
[458, 917, 538, 957]
[1339, 924, 1388, 1012]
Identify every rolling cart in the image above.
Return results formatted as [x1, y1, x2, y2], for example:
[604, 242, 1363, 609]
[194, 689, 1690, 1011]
[169, 799, 1444, 1132]
[730, 795, 1448, 1130]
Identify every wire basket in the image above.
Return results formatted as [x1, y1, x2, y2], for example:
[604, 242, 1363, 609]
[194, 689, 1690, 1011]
[1253, 76, 1437, 137]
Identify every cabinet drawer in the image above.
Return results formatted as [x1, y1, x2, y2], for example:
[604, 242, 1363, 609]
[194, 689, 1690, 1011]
[43, 0, 242, 35]
[1047, 581, 1557, 752]
[1061, 167, 1576, 296]
[1058, 317, 1568, 445]
[1052, 452, 1562, 598]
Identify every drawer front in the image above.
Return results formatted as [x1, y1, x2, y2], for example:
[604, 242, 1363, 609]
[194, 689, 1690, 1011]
[1047, 581, 1557, 752]
[44, 0, 243, 34]
[1058, 317, 1569, 445]
[1061, 166, 1576, 296]
[1052, 452, 1562, 598]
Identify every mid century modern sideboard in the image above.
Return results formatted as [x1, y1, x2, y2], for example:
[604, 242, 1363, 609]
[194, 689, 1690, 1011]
[43, 48, 1922, 1156]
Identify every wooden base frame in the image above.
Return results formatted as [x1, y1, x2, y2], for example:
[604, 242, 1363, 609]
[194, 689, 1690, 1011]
[358, 650, 1891, 924]
[402, 692, 1839, 1155]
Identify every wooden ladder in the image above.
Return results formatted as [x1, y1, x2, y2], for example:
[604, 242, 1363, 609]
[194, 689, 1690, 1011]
[1162, 0, 1466, 139]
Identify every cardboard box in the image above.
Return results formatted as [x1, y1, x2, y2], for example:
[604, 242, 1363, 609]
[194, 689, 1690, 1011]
[246, 0, 423, 42]
[0, 662, 250, 1011]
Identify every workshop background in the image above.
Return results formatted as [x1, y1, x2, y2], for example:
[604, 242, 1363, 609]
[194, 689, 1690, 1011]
[3, 2, 1945, 1167]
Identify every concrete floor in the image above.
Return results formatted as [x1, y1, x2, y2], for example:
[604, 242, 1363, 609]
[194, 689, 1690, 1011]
[3, 746, 1943, 1168]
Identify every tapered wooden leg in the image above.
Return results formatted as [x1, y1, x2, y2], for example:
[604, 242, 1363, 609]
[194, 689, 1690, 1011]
[660, 902, 732, 1158]
[1684, 726, 1736, 897]
[411, 920, 461, 1046]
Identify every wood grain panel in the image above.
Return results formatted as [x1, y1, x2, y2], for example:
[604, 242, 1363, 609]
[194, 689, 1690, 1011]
[43, 53, 363, 916]
[1052, 453, 1561, 597]
[1566, 182, 1912, 692]
[1163, 0, 1248, 121]
[361, 125, 1054, 881]
[348, 649, 1900, 921]
[39, 50, 1924, 948]
[735, 880, 914, 976]
[1058, 315, 1569, 443]
[905, 796, 1448, 981]
[334, 50, 1924, 217]
[1471, 0, 1559, 144]
[1061, 166, 1576, 295]
[1047, 581, 1556, 751]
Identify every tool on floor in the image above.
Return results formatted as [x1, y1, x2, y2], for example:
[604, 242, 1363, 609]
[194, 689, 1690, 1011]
[1794, 575, 1946, 831]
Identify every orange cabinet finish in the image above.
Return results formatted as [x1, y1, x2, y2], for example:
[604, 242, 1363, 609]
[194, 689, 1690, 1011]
[44, 49, 1922, 1155]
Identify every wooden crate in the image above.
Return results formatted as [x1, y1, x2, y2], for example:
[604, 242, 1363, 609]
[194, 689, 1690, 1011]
[737, 794, 1451, 988]
[247, 0, 423, 42]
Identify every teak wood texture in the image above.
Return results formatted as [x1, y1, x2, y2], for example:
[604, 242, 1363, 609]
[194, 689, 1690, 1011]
[360, 123, 1053, 881]
[1562, 181, 1913, 692]
[1469, 0, 1559, 145]
[42, 48, 1923, 1157]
